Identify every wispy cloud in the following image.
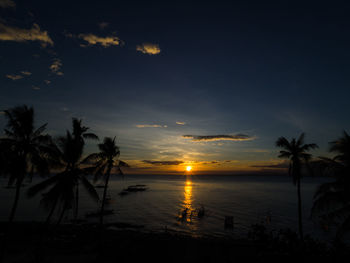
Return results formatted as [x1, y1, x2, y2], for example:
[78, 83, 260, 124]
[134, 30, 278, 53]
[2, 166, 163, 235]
[32, 85, 40, 90]
[251, 162, 288, 169]
[0, 23, 53, 47]
[6, 74, 23, 80]
[176, 121, 186, 125]
[66, 32, 121, 47]
[136, 124, 167, 128]
[5, 70, 32, 80]
[21, 71, 31, 76]
[98, 22, 109, 30]
[183, 134, 254, 142]
[44, 80, 51, 84]
[0, 0, 15, 9]
[50, 58, 63, 76]
[199, 160, 238, 165]
[143, 160, 183, 166]
[136, 43, 161, 55]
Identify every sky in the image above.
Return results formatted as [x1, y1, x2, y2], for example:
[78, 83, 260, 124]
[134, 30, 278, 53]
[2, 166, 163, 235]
[1, 0, 350, 174]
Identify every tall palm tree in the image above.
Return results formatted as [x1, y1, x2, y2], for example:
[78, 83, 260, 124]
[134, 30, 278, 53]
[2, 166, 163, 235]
[70, 118, 98, 220]
[312, 131, 350, 238]
[276, 133, 318, 240]
[0, 105, 53, 222]
[27, 131, 99, 224]
[84, 137, 129, 224]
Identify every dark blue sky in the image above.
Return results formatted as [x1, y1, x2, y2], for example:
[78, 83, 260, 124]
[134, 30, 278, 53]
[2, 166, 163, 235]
[1, 0, 350, 173]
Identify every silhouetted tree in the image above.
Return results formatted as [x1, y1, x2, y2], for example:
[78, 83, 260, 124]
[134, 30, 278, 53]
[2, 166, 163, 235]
[70, 118, 98, 221]
[84, 137, 129, 224]
[27, 131, 99, 224]
[276, 133, 318, 240]
[0, 105, 54, 222]
[312, 131, 350, 238]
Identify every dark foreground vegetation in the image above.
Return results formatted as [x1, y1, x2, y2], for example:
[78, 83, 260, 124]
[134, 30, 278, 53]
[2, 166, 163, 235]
[0, 222, 349, 262]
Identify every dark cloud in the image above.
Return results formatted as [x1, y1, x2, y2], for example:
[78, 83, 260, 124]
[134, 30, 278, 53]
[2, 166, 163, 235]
[251, 162, 289, 169]
[143, 160, 183, 166]
[182, 134, 254, 142]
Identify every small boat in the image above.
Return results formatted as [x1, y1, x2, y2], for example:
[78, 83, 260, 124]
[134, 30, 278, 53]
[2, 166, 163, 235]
[124, 185, 148, 192]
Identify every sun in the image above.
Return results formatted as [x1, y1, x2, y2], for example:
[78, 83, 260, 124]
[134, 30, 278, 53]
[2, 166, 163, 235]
[186, 166, 192, 172]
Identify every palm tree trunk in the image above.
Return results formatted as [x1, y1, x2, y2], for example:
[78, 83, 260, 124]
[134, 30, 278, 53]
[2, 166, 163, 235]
[46, 198, 58, 224]
[100, 165, 112, 225]
[9, 181, 22, 223]
[297, 178, 304, 241]
[74, 182, 79, 221]
[57, 205, 67, 225]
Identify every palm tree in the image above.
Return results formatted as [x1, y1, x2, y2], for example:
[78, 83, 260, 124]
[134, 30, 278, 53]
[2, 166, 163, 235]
[84, 137, 129, 224]
[70, 118, 98, 220]
[0, 105, 54, 222]
[312, 131, 350, 238]
[27, 131, 99, 224]
[276, 133, 318, 240]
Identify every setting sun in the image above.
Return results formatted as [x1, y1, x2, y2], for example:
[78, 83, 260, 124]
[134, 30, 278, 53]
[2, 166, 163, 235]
[186, 166, 192, 172]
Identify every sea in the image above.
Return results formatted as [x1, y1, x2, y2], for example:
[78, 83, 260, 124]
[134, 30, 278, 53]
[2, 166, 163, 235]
[0, 174, 334, 240]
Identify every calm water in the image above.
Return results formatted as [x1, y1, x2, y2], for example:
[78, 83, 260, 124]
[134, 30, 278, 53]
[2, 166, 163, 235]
[0, 174, 333, 239]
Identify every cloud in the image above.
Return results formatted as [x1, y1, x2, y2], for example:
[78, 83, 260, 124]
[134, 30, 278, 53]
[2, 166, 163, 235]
[98, 22, 109, 30]
[6, 74, 23, 80]
[136, 124, 167, 128]
[50, 58, 63, 76]
[0, 111, 5, 115]
[176, 121, 186, 125]
[251, 162, 289, 169]
[0, 23, 53, 47]
[44, 80, 51, 84]
[32, 85, 40, 90]
[21, 71, 31, 76]
[136, 43, 161, 55]
[77, 33, 120, 47]
[0, 0, 15, 8]
[182, 134, 254, 142]
[143, 160, 184, 166]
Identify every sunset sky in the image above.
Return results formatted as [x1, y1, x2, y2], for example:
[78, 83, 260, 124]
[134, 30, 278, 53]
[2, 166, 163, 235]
[1, 0, 350, 174]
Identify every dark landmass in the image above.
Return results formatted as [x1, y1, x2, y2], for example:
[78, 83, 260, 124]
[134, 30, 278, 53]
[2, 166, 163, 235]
[0, 222, 348, 262]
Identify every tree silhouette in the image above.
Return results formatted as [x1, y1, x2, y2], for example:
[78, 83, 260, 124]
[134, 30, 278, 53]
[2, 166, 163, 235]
[70, 118, 98, 221]
[276, 133, 318, 240]
[0, 105, 54, 222]
[27, 130, 99, 224]
[84, 137, 129, 224]
[312, 131, 350, 238]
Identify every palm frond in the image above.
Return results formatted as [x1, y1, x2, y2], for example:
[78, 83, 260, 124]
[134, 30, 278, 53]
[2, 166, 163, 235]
[81, 153, 104, 164]
[27, 173, 63, 198]
[276, 137, 291, 150]
[83, 133, 99, 140]
[79, 175, 99, 202]
[312, 191, 346, 216]
[118, 160, 129, 167]
[296, 133, 305, 147]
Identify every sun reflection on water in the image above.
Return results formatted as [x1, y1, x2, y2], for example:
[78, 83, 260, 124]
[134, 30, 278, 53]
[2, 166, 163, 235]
[178, 179, 195, 223]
